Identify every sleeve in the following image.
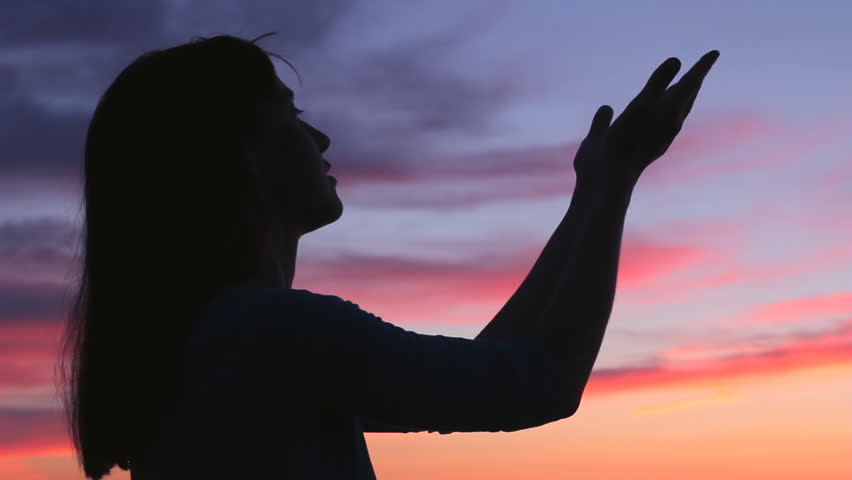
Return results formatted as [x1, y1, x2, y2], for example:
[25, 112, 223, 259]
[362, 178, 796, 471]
[254, 289, 576, 434]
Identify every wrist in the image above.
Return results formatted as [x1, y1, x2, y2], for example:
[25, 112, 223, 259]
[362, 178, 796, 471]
[575, 171, 638, 198]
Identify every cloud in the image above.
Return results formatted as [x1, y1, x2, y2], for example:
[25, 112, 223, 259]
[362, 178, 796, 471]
[619, 206, 852, 308]
[0, 217, 78, 285]
[291, 233, 733, 327]
[0, 217, 77, 254]
[0, 2, 784, 215]
[174, 0, 357, 51]
[320, 110, 774, 210]
[616, 237, 712, 290]
[0, 221, 717, 328]
[732, 291, 852, 325]
[627, 111, 771, 186]
[0, 2, 511, 193]
[816, 160, 852, 188]
[0, 0, 535, 233]
[585, 319, 852, 397]
[0, 407, 67, 459]
[314, 111, 774, 213]
[0, 91, 90, 180]
[0, 322, 65, 390]
[642, 113, 852, 188]
[0, 1, 358, 183]
[0, 1, 167, 47]
[0, 285, 71, 326]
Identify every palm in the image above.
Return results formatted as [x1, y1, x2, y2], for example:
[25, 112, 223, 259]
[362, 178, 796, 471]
[575, 50, 720, 184]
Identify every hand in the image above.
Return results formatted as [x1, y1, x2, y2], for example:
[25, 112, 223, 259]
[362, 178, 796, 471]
[574, 50, 720, 186]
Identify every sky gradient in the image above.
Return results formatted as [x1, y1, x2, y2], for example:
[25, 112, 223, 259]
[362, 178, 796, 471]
[1, 1, 851, 479]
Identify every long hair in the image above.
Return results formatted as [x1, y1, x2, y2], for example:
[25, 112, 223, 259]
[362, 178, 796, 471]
[54, 32, 300, 480]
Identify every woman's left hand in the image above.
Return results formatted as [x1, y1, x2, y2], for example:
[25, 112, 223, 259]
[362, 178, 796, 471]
[574, 50, 720, 187]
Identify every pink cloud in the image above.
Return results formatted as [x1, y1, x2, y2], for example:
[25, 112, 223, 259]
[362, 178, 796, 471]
[621, 198, 852, 307]
[586, 319, 852, 396]
[0, 325, 64, 390]
[641, 113, 852, 187]
[0, 232, 718, 397]
[616, 236, 712, 290]
[816, 159, 852, 188]
[297, 235, 717, 324]
[664, 111, 770, 157]
[732, 292, 852, 325]
[0, 408, 68, 459]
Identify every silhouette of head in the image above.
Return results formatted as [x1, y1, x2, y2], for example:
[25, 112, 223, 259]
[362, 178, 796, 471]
[250, 74, 342, 238]
[59, 32, 342, 480]
[82, 32, 340, 287]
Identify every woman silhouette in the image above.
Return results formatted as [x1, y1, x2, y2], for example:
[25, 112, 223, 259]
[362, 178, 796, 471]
[56, 32, 718, 479]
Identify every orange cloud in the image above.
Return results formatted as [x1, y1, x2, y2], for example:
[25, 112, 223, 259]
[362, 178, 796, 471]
[635, 388, 739, 416]
[585, 320, 852, 397]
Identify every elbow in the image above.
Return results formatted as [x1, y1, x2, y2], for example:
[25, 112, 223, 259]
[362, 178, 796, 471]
[563, 396, 581, 418]
[559, 384, 584, 418]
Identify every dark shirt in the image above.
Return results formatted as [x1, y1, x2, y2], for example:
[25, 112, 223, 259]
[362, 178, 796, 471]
[130, 287, 573, 479]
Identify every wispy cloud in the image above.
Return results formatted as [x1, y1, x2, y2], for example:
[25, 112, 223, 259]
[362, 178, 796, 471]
[639, 113, 852, 188]
[586, 319, 852, 396]
[0, 217, 78, 285]
[333, 111, 774, 209]
[732, 292, 852, 325]
[0, 407, 67, 459]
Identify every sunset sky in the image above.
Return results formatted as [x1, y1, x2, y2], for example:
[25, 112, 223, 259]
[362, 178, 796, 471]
[1, 1, 850, 479]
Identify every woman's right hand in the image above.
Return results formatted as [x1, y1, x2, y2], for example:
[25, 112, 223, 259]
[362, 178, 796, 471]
[574, 50, 720, 186]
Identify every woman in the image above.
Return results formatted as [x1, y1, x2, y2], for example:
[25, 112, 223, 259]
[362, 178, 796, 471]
[56, 32, 718, 479]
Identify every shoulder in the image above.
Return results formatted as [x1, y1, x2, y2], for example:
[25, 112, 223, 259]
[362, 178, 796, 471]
[201, 287, 363, 336]
[189, 287, 345, 357]
[206, 286, 340, 314]
[196, 287, 383, 366]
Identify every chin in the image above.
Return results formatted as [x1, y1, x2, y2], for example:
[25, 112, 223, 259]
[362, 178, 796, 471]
[305, 198, 343, 233]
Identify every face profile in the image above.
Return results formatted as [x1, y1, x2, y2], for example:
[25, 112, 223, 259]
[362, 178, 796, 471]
[252, 76, 343, 237]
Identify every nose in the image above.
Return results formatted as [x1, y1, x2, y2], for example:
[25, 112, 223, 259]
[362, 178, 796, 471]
[301, 120, 330, 153]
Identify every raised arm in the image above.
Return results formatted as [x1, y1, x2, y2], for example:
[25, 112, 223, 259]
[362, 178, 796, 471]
[474, 124, 603, 344]
[477, 51, 721, 408]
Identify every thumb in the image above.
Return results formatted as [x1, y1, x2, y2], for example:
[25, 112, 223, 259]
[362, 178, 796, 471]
[587, 105, 613, 139]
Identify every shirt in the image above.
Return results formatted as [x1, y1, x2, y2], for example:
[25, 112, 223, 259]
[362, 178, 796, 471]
[130, 286, 574, 480]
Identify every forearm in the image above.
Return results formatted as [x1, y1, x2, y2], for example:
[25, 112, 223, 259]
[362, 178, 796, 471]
[474, 181, 592, 343]
[535, 178, 636, 408]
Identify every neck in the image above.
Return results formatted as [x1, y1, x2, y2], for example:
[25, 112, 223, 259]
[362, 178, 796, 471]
[247, 225, 300, 289]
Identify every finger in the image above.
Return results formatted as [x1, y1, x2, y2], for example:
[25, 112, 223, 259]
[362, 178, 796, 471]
[670, 88, 699, 125]
[669, 50, 720, 99]
[587, 105, 613, 138]
[638, 57, 682, 99]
